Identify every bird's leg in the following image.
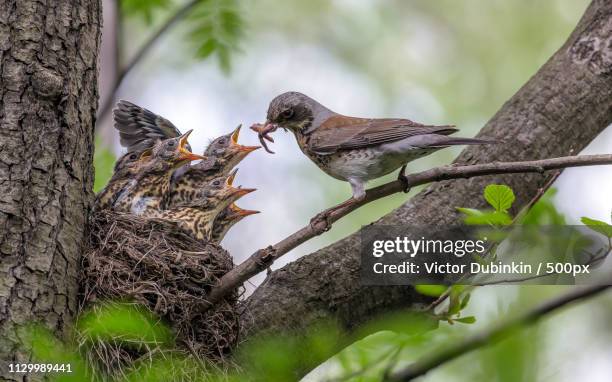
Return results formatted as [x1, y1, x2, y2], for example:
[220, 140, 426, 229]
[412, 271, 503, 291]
[397, 165, 411, 193]
[311, 180, 364, 233]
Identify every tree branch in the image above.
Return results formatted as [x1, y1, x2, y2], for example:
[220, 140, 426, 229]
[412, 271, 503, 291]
[97, 0, 202, 122]
[388, 284, 612, 381]
[206, 154, 612, 307]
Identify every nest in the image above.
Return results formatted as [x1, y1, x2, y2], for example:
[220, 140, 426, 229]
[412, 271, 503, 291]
[79, 210, 241, 378]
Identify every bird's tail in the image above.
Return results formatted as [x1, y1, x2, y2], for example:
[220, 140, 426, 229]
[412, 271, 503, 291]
[425, 136, 498, 148]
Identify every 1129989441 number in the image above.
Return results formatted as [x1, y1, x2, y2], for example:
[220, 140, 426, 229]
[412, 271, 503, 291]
[8, 363, 72, 373]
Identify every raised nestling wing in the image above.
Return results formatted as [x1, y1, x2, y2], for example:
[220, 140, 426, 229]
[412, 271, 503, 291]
[308, 115, 457, 155]
[114, 100, 190, 152]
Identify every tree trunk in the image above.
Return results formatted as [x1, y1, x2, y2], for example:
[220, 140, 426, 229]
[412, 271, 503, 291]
[242, 0, 612, 350]
[0, 0, 101, 378]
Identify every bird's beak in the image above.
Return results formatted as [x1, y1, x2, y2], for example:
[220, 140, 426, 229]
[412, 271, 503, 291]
[230, 125, 241, 144]
[139, 148, 153, 161]
[230, 203, 260, 217]
[231, 187, 257, 198]
[224, 170, 256, 197]
[230, 124, 261, 153]
[225, 168, 238, 186]
[178, 129, 205, 161]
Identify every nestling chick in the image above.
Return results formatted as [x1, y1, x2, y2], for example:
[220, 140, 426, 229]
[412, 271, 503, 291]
[210, 203, 260, 243]
[152, 171, 256, 241]
[94, 151, 145, 211]
[113, 130, 204, 215]
[169, 125, 259, 207]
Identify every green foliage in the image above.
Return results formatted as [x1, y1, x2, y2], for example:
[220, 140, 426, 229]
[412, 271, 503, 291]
[121, 0, 172, 24]
[415, 284, 447, 297]
[93, 139, 116, 193]
[484, 184, 515, 213]
[581, 217, 612, 238]
[18, 324, 90, 381]
[77, 303, 174, 347]
[189, 0, 244, 72]
[456, 184, 515, 226]
[520, 189, 566, 225]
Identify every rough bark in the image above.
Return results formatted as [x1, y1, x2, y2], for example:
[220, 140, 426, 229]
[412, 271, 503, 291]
[242, 0, 612, 342]
[0, 0, 101, 378]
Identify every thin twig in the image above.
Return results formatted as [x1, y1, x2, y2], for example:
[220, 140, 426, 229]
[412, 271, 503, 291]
[98, 0, 202, 122]
[387, 284, 612, 381]
[204, 154, 612, 307]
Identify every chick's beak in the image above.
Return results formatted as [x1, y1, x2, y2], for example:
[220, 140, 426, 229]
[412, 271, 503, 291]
[178, 129, 205, 161]
[230, 124, 261, 153]
[230, 187, 257, 198]
[229, 203, 259, 219]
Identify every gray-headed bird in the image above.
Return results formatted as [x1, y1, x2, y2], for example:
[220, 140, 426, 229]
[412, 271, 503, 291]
[252, 91, 494, 224]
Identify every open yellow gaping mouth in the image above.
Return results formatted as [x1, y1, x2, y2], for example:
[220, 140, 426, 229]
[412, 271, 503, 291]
[230, 125, 261, 152]
[224, 170, 256, 197]
[178, 130, 205, 161]
[229, 203, 260, 217]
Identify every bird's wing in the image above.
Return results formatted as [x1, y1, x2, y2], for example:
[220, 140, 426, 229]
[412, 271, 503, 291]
[114, 100, 187, 152]
[308, 115, 457, 154]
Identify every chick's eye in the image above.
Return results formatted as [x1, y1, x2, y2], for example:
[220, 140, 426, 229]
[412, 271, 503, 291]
[218, 139, 226, 145]
[281, 108, 294, 119]
[129, 154, 137, 160]
[212, 180, 221, 186]
[167, 141, 176, 147]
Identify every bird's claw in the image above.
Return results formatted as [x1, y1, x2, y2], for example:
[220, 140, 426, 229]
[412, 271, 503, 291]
[310, 211, 333, 233]
[250, 123, 278, 154]
[397, 165, 411, 193]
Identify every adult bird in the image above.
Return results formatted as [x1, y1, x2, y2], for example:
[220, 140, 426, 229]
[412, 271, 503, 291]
[152, 171, 256, 241]
[252, 91, 495, 225]
[210, 203, 260, 243]
[112, 131, 205, 215]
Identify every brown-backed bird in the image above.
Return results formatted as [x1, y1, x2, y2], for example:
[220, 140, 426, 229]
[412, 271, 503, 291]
[210, 203, 259, 243]
[112, 131, 204, 215]
[252, 91, 494, 223]
[152, 172, 256, 241]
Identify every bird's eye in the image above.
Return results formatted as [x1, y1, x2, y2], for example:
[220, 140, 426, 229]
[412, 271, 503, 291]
[281, 109, 294, 119]
[129, 154, 137, 160]
[212, 180, 221, 186]
[218, 139, 226, 145]
[167, 141, 176, 147]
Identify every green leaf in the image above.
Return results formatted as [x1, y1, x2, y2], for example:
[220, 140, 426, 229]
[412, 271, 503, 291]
[93, 138, 116, 193]
[456, 207, 483, 217]
[458, 208, 512, 226]
[581, 217, 612, 238]
[455, 316, 477, 324]
[121, 0, 172, 24]
[415, 284, 447, 297]
[484, 184, 515, 212]
[460, 293, 471, 310]
[77, 303, 173, 347]
[189, 0, 244, 72]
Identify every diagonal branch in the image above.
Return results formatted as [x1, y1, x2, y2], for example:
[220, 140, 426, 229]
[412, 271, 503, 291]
[98, 0, 202, 122]
[205, 154, 612, 307]
[388, 284, 612, 381]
